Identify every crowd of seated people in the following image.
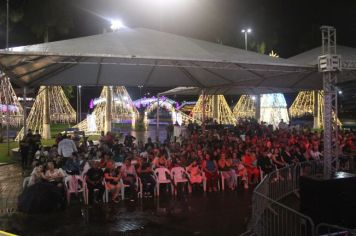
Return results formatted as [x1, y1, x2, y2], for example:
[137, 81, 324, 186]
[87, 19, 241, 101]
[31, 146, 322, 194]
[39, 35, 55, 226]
[21, 120, 356, 211]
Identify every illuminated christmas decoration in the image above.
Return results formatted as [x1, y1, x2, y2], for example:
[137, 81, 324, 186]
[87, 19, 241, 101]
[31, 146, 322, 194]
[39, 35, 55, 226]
[233, 95, 256, 119]
[233, 50, 283, 122]
[75, 86, 139, 133]
[289, 91, 317, 118]
[269, 50, 279, 57]
[260, 93, 289, 128]
[178, 101, 196, 114]
[289, 90, 341, 128]
[0, 76, 23, 127]
[191, 95, 236, 124]
[257, 50, 289, 127]
[133, 96, 200, 125]
[16, 86, 76, 140]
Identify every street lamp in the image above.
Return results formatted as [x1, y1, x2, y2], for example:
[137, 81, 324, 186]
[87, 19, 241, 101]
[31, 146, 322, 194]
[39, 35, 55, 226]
[110, 19, 125, 31]
[241, 28, 252, 51]
[77, 85, 82, 123]
[138, 85, 143, 97]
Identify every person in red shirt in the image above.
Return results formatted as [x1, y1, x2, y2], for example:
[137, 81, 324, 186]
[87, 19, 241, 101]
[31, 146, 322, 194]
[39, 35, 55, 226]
[242, 149, 260, 184]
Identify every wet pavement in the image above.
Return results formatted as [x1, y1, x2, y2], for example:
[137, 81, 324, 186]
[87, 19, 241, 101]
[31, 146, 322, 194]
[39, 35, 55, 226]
[0, 127, 253, 235]
[120, 125, 168, 143]
[0, 177, 252, 236]
[0, 164, 22, 214]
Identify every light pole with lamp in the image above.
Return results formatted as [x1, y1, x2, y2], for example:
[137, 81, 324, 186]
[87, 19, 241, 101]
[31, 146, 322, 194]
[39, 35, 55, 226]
[77, 85, 82, 123]
[110, 19, 125, 31]
[242, 28, 260, 122]
[138, 85, 143, 97]
[241, 28, 252, 51]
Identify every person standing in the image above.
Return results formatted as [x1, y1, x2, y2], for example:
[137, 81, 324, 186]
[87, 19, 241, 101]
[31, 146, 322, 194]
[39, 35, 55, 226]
[19, 132, 31, 169]
[58, 135, 78, 166]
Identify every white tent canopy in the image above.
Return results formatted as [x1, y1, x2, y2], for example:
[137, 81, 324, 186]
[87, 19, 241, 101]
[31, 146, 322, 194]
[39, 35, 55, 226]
[288, 45, 356, 85]
[161, 45, 356, 96]
[0, 28, 318, 89]
[160, 86, 297, 96]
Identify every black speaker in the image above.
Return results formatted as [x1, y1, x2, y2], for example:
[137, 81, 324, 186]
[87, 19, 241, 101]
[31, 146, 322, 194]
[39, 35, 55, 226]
[300, 172, 356, 228]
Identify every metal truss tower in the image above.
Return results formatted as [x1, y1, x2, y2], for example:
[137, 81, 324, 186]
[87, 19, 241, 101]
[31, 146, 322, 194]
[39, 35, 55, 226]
[191, 95, 236, 125]
[319, 26, 341, 177]
[16, 86, 76, 141]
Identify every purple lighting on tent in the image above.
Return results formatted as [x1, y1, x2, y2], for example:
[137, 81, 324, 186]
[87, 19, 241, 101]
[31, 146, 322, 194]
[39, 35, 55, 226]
[89, 99, 94, 109]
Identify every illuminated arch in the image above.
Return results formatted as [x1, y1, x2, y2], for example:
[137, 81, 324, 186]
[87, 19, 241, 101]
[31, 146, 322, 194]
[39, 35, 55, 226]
[134, 96, 201, 125]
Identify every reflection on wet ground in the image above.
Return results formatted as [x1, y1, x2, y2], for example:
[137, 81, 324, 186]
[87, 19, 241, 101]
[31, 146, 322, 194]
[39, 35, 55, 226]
[0, 190, 252, 236]
[120, 125, 168, 143]
[0, 164, 22, 214]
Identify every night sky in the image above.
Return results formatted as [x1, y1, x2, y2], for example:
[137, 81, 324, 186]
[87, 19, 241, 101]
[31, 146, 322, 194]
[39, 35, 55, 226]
[1, 0, 356, 114]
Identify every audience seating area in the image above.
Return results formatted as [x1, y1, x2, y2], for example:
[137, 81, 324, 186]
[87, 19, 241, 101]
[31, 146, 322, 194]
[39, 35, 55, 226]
[18, 120, 356, 212]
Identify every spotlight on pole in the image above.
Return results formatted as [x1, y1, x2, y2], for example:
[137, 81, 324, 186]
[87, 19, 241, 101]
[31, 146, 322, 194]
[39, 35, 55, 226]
[338, 90, 342, 95]
[241, 27, 252, 51]
[110, 20, 125, 31]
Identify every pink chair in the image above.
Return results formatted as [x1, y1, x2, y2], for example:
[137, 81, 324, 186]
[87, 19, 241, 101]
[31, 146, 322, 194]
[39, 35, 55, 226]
[65, 175, 88, 205]
[170, 166, 191, 196]
[154, 167, 173, 197]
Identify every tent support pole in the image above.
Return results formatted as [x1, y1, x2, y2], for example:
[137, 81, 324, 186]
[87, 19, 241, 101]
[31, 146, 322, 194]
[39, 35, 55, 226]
[23, 87, 27, 137]
[202, 89, 206, 133]
[104, 86, 112, 134]
[156, 95, 160, 142]
[43, 86, 51, 139]
[255, 94, 261, 123]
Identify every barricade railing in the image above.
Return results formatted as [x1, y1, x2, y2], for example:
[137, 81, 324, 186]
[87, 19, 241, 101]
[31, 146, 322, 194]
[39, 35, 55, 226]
[247, 156, 356, 236]
[316, 223, 356, 236]
[248, 160, 324, 236]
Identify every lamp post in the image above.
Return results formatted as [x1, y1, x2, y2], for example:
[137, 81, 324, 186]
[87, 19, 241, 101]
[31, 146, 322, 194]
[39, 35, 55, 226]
[138, 85, 143, 97]
[110, 19, 125, 31]
[77, 85, 82, 123]
[241, 28, 252, 51]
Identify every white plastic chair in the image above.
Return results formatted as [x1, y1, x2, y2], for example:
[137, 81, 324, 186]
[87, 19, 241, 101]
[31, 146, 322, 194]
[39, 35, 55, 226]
[103, 179, 123, 202]
[218, 171, 225, 191]
[106, 176, 142, 201]
[170, 166, 191, 195]
[22, 176, 31, 189]
[154, 167, 173, 197]
[65, 175, 88, 205]
[83, 175, 106, 204]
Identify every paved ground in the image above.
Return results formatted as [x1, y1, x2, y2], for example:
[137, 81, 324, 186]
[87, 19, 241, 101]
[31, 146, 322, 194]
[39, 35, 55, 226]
[0, 164, 23, 215]
[0, 164, 253, 236]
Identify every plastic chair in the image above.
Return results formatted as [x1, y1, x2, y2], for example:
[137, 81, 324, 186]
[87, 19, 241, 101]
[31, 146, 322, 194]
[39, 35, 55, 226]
[22, 176, 30, 189]
[170, 166, 191, 195]
[218, 171, 225, 191]
[121, 175, 143, 200]
[154, 167, 173, 197]
[186, 167, 206, 192]
[83, 175, 106, 204]
[65, 175, 88, 205]
[103, 179, 122, 202]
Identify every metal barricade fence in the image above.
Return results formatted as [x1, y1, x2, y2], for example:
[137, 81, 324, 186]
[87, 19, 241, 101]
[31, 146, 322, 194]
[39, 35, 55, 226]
[316, 223, 356, 236]
[248, 160, 325, 236]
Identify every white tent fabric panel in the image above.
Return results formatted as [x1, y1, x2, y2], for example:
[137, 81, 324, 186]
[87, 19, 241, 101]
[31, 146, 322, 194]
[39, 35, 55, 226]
[0, 28, 318, 89]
